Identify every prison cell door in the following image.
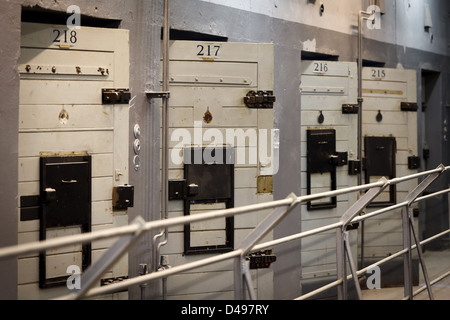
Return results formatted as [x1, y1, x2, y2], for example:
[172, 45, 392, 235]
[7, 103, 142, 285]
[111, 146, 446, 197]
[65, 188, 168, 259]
[300, 61, 359, 296]
[163, 41, 275, 300]
[361, 67, 419, 284]
[18, 22, 130, 299]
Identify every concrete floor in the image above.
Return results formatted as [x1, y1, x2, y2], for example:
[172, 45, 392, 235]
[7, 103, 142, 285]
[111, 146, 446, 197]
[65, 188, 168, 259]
[362, 249, 450, 300]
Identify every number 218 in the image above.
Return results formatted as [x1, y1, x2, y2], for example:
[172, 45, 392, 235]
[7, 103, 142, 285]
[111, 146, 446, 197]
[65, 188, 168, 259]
[53, 29, 78, 44]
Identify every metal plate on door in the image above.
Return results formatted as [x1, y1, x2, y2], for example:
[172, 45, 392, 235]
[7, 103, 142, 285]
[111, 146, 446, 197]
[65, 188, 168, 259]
[39, 155, 92, 288]
[364, 137, 396, 177]
[307, 129, 336, 174]
[40, 156, 92, 228]
[183, 147, 235, 255]
[184, 147, 235, 203]
[364, 137, 397, 206]
[307, 129, 338, 210]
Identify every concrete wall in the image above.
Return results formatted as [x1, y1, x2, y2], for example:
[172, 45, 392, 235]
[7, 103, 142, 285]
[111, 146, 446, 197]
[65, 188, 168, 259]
[0, 0, 21, 301]
[200, 0, 449, 56]
[0, 0, 448, 300]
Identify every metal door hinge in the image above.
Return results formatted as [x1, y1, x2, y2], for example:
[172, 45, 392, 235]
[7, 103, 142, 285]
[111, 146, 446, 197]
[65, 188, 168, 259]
[102, 88, 131, 104]
[244, 91, 276, 109]
[247, 250, 277, 269]
[146, 91, 170, 99]
[401, 102, 418, 112]
[20, 195, 41, 222]
[342, 104, 359, 114]
[101, 276, 129, 287]
[346, 222, 360, 231]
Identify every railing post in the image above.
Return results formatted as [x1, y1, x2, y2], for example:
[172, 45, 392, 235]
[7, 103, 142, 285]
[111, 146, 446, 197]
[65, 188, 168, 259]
[234, 193, 299, 300]
[344, 231, 362, 300]
[72, 217, 147, 300]
[336, 228, 346, 300]
[401, 164, 445, 300]
[337, 177, 389, 300]
[402, 206, 413, 300]
[409, 207, 434, 300]
[234, 257, 245, 300]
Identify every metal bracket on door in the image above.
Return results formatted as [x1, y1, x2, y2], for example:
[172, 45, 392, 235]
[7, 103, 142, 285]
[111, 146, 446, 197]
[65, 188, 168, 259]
[401, 102, 418, 112]
[247, 250, 277, 270]
[102, 88, 131, 104]
[145, 90, 171, 100]
[244, 91, 276, 109]
[342, 104, 360, 114]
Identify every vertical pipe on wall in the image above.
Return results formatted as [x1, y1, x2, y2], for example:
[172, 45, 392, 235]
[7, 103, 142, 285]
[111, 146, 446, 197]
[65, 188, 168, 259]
[357, 8, 377, 182]
[357, 10, 364, 272]
[161, 0, 171, 283]
[159, 0, 170, 250]
[155, 0, 171, 300]
[357, 10, 372, 187]
[357, 9, 374, 272]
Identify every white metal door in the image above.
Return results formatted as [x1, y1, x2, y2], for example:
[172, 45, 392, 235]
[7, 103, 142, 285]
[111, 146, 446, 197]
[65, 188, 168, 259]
[162, 41, 275, 300]
[18, 22, 130, 299]
[300, 61, 359, 284]
[361, 67, 419, 259]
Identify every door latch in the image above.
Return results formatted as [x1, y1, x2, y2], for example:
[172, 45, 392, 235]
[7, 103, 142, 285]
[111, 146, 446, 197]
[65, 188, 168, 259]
[401, 102, 418, 112]
[348, 160, 362, 175]
[43, 188, 57, 203]
[244, 91, 276, 109]
[102, 88, 131, 104]
[330, 152, 348, 167]
[342, 104, 359, 114]
[247, 250, 277, 269]
[408, 156, 421, 170]
[168, 180, 200, 200]
[113, 185, 135, 210]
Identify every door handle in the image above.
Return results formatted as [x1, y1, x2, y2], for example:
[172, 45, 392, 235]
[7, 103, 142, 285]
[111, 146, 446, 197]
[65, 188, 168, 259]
[62, 180, 78, 184]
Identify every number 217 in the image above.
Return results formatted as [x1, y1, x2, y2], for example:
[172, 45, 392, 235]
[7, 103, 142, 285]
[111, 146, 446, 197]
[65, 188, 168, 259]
[197, 44, 221, 57]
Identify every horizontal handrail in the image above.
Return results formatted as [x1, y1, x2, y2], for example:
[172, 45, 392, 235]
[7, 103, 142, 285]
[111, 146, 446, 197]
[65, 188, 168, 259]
[2, 165, 448, 262]
[0, 199, 292, 260]
[409, 270, 450, 300]
[353, 188, 450, 223]
[295, 228, 450, 300]
[0, 165, 448, 300]
[74, 188, 450, 300]
[255, 188, 450, 252]
[58, 249, 245, 300]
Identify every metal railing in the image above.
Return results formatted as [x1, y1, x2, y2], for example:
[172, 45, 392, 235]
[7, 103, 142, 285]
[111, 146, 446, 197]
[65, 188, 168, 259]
[1, 164, 449, 300]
